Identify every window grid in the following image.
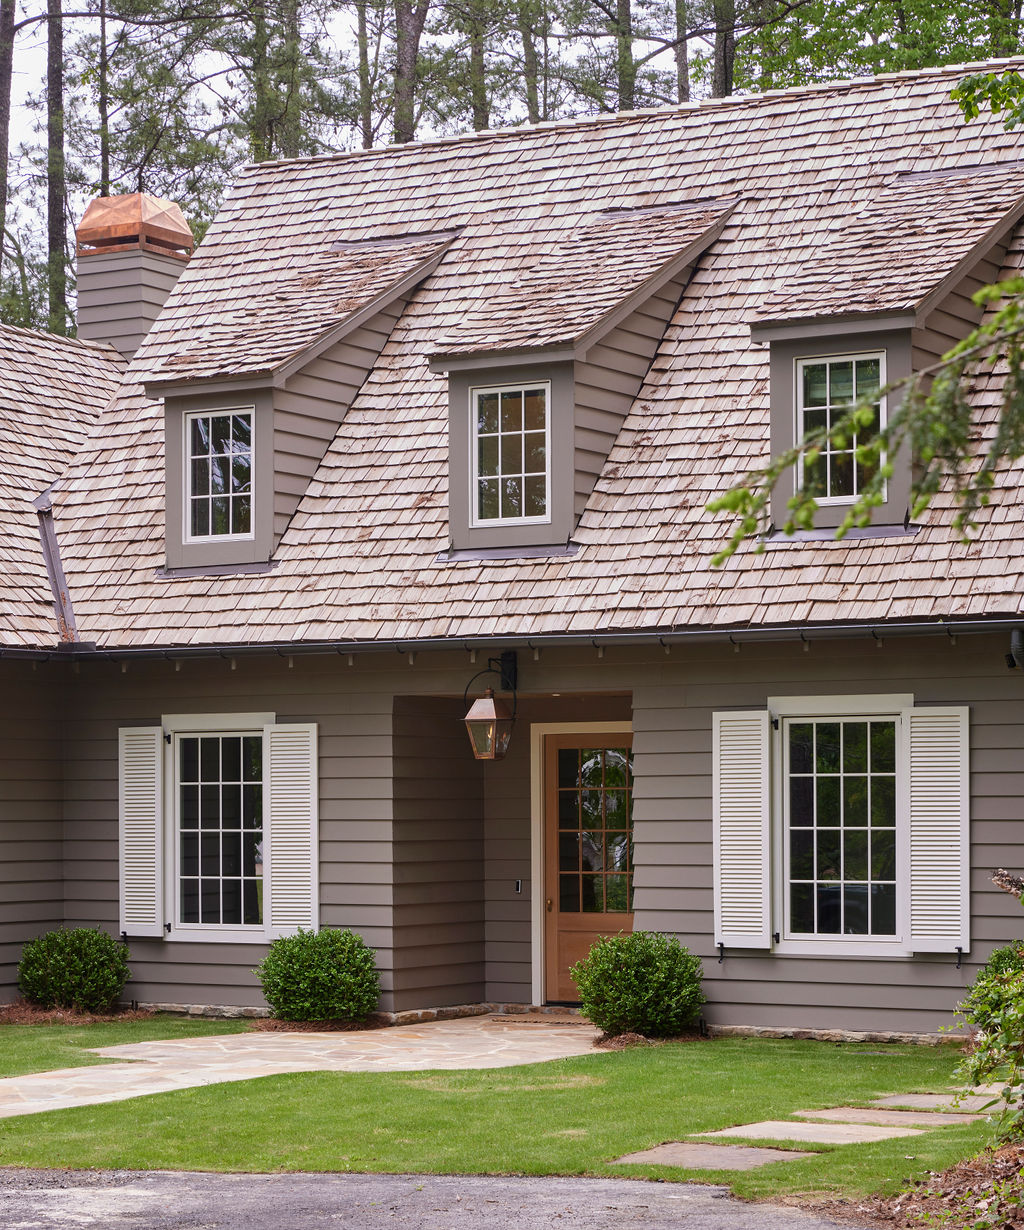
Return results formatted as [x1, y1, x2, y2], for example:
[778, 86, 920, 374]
[797, 354, 884, 502]
[473, 384, 548, 523]
[186, 411, 253, 539]
[178, 734, 263, 926]
[556, 746, 633, 914]
[785, 717, 897, 938]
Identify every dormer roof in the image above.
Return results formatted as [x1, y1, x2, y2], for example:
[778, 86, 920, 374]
[752, 162, 1024, 334]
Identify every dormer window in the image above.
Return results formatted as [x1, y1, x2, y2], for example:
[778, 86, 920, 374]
[472, 383, 549, 525]
[796, 353, 884, 504]
[185, 409, 254, 540]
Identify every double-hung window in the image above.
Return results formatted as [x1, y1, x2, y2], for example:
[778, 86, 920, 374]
[713, 695, 969, 957]
[185, 409, 254, 541]
[471, 382, 549, 525]
[118, 715, 318, 943]
[796, 353, 884, 504]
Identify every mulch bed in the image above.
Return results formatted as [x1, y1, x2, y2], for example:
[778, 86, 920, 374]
[595, 1029, 703, 1049]
[0, 1001, 159, 1026]
[790, 1144, 1024, 1229]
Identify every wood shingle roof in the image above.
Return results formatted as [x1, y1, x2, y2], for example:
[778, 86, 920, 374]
[35, 60, 1024, 650]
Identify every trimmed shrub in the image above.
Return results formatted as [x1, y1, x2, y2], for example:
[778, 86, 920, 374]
[18, 928, 130, 1012]
[571, 931, 705, 1038]
[255, 928, 380, 1021]
[955, 941, 1024, 1139]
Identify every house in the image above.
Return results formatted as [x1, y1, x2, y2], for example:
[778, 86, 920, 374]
[1, 60, 1023, 1035]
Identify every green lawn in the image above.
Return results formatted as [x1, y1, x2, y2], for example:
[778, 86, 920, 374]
[0, 1016, 252, 1078]
[0, 1034, 993, 1200]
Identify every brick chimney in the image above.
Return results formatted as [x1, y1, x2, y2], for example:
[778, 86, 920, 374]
[76, 193, 193, 359]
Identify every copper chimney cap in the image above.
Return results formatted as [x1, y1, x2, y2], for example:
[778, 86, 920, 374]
[76, 192, 194, 260]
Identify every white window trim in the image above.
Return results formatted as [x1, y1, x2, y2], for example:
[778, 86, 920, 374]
[182, 405, 257, 546]
[794, 351, 887, 508]
[469, 380, 552, 529]
[163, 711, 275, 944]
[768, 693, 913, 957]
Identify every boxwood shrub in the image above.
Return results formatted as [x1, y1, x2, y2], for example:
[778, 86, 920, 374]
[571, 930, 705, 1038]
[255, 927, 380, 1021]
[18, 927, 131, 1012]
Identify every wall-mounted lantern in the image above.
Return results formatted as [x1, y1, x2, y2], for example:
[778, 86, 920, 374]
[463, 651, 518, 760]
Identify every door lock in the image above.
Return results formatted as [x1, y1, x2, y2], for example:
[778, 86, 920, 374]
[546, 898, 553, 913]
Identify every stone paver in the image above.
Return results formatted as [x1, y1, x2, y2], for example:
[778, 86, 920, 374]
[614, 1142, 816, 1170]
[870, 1093, 993, 1113]
[796, 1107, 983, 1127]
[0, 1015, 599, 1120]
[704, 1120, 924, 1145]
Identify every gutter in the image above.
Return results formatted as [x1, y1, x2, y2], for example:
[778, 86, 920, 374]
[2, 615, 1022, 664]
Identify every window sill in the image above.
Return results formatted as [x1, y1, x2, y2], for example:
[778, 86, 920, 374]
[772, 938, 910, 958]
[163, 928, 272, 945]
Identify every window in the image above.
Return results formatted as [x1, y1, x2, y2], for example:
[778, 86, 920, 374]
[118, 716, 318, 943]
[185, 409, 253, 540]
[784, 715, 897, 939]
[471, 383, 549, 525]
[796, 353, 884, 504]
[712, 696, 969, 956]
[176, 731, 264, 928]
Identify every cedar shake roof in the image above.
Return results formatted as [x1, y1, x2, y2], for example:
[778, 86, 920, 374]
[754, 163, 1024, 327]
[0, 325, 124, 646]
[430, 201, 734, 359]
[38, 60, 1024, 650]
[139, 232, 455, 385]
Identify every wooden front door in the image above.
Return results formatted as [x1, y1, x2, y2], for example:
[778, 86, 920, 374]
[544, 734, 634, 1002]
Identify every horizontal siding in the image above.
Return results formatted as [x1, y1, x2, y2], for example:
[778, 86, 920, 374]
[273, 302, 405, 541]
[392, 696, 485, 1010]
[573, 268, 692, 517]
[0, 664, 65, 999]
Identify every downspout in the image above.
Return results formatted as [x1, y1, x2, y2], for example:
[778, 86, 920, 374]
[33, 486, 78, 643]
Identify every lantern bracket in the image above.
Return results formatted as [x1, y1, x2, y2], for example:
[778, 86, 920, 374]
[462, 651, 518, 716]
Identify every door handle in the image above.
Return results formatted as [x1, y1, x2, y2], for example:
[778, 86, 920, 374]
[546, 898, 553, 912]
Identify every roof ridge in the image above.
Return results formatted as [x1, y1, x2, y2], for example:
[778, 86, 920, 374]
[239, 55, 1024, 177]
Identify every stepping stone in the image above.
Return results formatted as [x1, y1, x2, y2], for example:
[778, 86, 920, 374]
[704, 1120, 924, 1145]
[796, 1107, 983, 1127]
[614, 1141, 816, 1170]
[870, 1093, 993, 1113]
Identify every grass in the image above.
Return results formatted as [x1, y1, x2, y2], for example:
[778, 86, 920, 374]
[0, 1033, 994, 1201]
[0, 1016, 252, 1078]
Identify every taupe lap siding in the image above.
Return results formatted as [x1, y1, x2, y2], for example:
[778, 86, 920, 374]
[38, 636, 1024, 1029]
[0, 664, 64, 997]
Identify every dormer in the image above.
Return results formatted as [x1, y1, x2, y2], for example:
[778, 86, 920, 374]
[429, 201, 736, 554]
[751, 163, 1024, 534]
[140, 230, 456, 572]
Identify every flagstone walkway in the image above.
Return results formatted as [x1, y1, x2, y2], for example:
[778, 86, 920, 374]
[616, 1084, 996, 1171]
[0, 1015, 600, 1120]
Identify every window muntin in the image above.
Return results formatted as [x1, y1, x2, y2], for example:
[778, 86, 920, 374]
[556, 746, 633, 914]
[177, 732, 263, 927]
[784, 716, 897, 939]
[796, 353, 884, 503]
[471, 383, 549, 524]
[185, 410, 253, 540]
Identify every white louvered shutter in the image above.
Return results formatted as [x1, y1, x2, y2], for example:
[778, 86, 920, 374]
[713, 711, 772, 949]
[118, 727, 165, 938]
[265, 723, 319, 937]
[907, 707, 970, 953]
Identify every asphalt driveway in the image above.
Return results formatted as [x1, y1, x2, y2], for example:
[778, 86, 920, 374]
[0, 1169, 868, 1230]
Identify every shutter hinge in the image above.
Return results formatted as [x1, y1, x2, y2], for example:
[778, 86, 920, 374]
[164, 732, 171, 745]
[771, 717, 779, 730]
[773, 931, 780, 945]
[165, 922, 172, 933]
